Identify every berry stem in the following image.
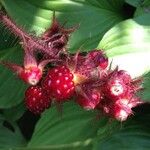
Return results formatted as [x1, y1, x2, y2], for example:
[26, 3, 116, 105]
[0, 11, 32, 44]
[0, 11, 57, 59]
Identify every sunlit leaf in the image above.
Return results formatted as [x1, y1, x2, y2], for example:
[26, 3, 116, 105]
[28, 102, 103, 149]
[98, 15, 150, 78]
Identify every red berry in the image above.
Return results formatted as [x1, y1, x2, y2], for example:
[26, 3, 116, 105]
[76, 90, 101, 110]
[42, 65, 75, 101]
[25, 86, 51, 114]
[99, 57, 108, 69]
[20, 66, 42, 85]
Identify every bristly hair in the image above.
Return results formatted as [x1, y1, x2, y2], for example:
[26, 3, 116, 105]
[0, 11, 29, 40]
[0, 10, 78, 59]
[0, 11, 48, 56]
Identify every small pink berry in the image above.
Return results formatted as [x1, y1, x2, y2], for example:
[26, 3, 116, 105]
[99, 58, 108, 70]
[1, 49, 50, 85]
[19, 65, 42, 85]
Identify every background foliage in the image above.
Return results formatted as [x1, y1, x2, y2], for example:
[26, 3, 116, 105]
[0, 0, 150, 149]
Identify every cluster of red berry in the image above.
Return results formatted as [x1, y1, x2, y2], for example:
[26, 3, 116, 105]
[0, 12, 143, 121]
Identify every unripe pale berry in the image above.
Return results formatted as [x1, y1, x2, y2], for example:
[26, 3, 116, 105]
[20, 66, 42, 85]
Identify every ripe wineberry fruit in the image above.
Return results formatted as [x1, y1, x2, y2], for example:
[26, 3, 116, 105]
[42, 65, 75, 101]
[25, 86, 51, 114]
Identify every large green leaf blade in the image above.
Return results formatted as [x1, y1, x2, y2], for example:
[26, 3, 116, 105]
[0, 124, 26, 149]
[93, 113, 150, 150]
[0, 23, 18, 50]
[28, 102, 103, 149]
[134, 0, 150, 17]
[1, 0, 125, 52]
[125, 0, 142, 7]
[2, 102, 26, 121]
[98, 17, 150, 76]
[98, 18, 150, 57]
[0, 117, 26, 149]
[0, 46, 27, 108]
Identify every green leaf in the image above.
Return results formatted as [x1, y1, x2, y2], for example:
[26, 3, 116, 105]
[0, 114, 5, 123]
[2, 102, 26, 121]
[125, 0, 142, 7]
[98, 15, 150, 79]
[28, 102, 102, 149]
[0, 122, 26, 149]
[0, 23, 18, 50]
[134, 0, 150, 17]
[11, 146, 92, 150]
[93, 113, 150, 150]
[1, 0, 124, 52]
[139, 72, 150, 102]
[0, 46, 27, 108]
